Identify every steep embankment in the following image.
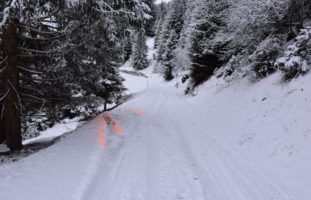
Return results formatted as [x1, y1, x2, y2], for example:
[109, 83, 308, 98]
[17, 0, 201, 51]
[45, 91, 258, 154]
[184, 73, 311, 200]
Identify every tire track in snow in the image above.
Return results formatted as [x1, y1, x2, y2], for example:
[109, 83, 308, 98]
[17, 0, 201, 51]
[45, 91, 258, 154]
[175, 93, 295, 200]
[79, 95, 159, 200]
[79, 86, 294, 200]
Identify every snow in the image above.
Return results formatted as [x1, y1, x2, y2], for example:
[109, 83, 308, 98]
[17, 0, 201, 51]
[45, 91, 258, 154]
[0, 0, 18, 28]
[155, 0, 172, 4]
[0, 37, 309, 200]
[120, 37, 156, 95]
[22, 118, 82, 145]
[0, 144, 9, 153]
[187, 72, 311, 200]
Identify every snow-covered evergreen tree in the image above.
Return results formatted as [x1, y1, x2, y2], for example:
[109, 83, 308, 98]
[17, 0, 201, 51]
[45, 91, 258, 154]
[132, 29, 149, 70]
[0, 0, 150, 150]
[248, 36, 283, 80]
[143, 0, 157, 37]
[154, 2, 168, 49]
[275, 27, 311, 81]
[156, 0, 186, 67]
[163, 30, 178, 81]
[188, 0, 229, 86]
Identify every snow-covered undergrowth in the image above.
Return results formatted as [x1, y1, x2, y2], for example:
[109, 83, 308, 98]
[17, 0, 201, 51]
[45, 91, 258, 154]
[0, 118, 82, 164]
[183, 72, 311, 200]
[22, 118, 82, 145]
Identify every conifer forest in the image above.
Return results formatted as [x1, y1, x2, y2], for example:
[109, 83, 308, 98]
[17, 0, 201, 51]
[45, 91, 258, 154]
[0, 1, 310, 200]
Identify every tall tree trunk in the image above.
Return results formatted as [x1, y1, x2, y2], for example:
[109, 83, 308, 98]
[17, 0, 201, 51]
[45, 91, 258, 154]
[0, 104, 5, 143]
[2, 18, 22, 151]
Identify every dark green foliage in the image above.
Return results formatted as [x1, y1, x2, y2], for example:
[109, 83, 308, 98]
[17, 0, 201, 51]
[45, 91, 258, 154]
[143, 0, 157, 37]
[163, 30, 178, 81]
[188, 0, 229, 87]
[275, 28, 311, 81]
[249, 36, 283, 80]
[0, 0, 148, 144]
[154, 3, 167, 49]
[156, 0, 311, 88]
[132, 29, 149, 70]
[156, 0, 186, 64]
[189, 24, 222, 86]
[124, 37, 133, 62]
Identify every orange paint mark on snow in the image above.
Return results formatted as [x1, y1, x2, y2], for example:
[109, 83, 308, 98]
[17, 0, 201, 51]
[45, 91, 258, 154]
[96, 115, 107, 148]
[123, 107, 144, 117]
[104, 112, 122, 135]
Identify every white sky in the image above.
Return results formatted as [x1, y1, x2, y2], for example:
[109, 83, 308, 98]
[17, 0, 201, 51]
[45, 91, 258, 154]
[155, 0, 172, 4]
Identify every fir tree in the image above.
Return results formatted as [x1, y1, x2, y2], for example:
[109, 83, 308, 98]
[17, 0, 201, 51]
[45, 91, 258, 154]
[132, 29, 149, 70]
[156, 0, 186, 68]
[0, 0, 149, 150]
[143, 0, 157, 37]
[189, 0, 229, 87]
[154, 2, 167, 48]
[163, 30, 178, 81]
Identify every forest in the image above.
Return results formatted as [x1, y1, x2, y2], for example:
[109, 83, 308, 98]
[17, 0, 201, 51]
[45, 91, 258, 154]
[0, 0, 156, 151]
[0, 0, 311, 151]
[155, 0, 311, 89]
[0, 1, 310, 200]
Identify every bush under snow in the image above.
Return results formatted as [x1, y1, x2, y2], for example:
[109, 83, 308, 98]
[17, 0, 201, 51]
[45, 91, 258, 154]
[275, 27, 311, 81]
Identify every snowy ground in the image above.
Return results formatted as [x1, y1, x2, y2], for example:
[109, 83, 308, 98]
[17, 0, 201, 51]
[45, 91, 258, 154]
[0, 38, 310, 200]
[22, 118, 82, 145]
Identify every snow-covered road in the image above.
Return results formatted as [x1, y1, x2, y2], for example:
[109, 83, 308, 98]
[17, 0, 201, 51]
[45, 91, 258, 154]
[0, 82, 294, 200]
[86, 83, 295, 200]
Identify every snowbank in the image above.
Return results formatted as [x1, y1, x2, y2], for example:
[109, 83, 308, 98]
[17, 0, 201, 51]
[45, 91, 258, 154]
[186, 72, 311, 200]
[23, 118, 82, 145]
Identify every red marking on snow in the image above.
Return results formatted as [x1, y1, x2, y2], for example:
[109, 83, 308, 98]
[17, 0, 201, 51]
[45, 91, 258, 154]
[96, 115, 107, 148]
[123, 107, 144, 117]
[104, 112, 122, 135]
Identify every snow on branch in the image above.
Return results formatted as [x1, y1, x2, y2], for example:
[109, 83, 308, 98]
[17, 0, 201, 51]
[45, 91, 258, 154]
[0, 66, 7, 73]
[95, 0, 135, 16]
[0, 0, 18, 29]
[38, 0, 62, 21]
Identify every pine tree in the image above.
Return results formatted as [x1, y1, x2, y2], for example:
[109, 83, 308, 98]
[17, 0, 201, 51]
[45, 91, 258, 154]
[0, 0, 66, 150]
[189, 0, 229, 87]
[132, 29, 149, 70]
[0, 0, 149, 150]
[154, 2, 167, 48]
[178, 0, 197, 49]
[156, 0, 186, 68]
[124, 34, 134, 62]
[143, 0, 157, 37]
[163, 30, 178, 81]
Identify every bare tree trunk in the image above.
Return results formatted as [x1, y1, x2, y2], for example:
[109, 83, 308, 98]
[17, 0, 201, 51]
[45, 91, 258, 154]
[2, 19, 22, 151]
[0, 104, 5, 143]
[104, 101, 107, 111]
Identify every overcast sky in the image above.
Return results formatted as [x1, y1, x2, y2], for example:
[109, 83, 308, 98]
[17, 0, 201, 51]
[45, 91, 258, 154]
[155, 0, 172, 4]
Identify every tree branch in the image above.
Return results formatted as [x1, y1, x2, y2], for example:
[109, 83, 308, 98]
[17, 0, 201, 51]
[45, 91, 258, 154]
[17, 66, 44, 74]
[0, 56, 8, 66]
[0, 89, 10, 102]
[38, 0, 62, 20]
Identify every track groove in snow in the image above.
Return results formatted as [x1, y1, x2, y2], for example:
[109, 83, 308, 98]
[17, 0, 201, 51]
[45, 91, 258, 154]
[78, 86, 295, 200]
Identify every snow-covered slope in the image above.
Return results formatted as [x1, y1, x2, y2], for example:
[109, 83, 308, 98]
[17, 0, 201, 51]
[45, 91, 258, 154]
[186, 73, 311, 200]
[0, 38, 309, 200]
